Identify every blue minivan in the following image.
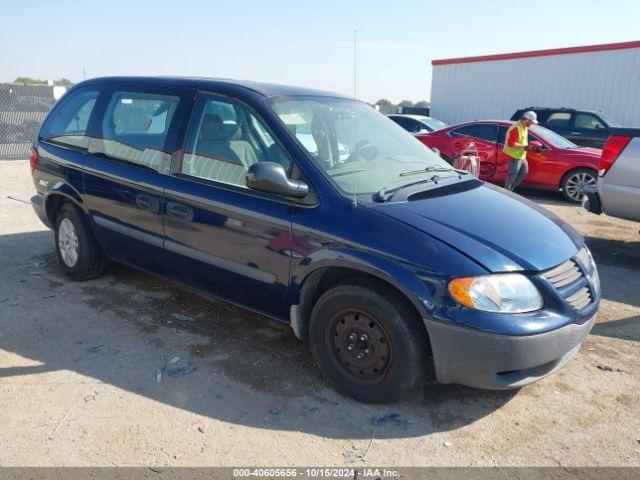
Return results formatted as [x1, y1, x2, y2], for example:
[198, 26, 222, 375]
[30, 77, 600, 402]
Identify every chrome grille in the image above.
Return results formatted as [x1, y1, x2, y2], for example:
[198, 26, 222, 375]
[542, 250, 595, 311]
[565, 286, 591, 310]
[543, 259, 582, 288]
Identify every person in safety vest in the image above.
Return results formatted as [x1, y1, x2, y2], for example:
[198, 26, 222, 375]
[503, 111, 538, 191]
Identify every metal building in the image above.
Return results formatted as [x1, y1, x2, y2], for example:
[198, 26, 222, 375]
[430, 40, 640, 127]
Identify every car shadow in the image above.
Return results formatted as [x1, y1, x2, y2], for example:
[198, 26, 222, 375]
[0, 230, 518, 440]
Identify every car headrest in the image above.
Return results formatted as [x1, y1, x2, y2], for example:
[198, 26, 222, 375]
[199, 113, 240, 142]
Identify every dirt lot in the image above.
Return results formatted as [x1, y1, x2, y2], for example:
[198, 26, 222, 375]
[1, 159, 639, 467]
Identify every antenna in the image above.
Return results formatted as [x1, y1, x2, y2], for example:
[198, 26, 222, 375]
[351, 28, 358, 208]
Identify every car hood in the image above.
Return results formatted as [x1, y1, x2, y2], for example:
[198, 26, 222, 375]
[374, 183, 583, 272]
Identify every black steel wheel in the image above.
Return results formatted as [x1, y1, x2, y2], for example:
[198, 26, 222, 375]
[309, 280, 428, 403]
[327, 309, 392, 385]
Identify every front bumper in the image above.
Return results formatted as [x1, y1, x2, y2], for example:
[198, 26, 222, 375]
[582, 186, 602, 215]
[424, 314, 595, 389]
[31, 194, 51, 228]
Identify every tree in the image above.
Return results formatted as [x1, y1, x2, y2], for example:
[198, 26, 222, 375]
[55, 78, 73, 87]
[414, 100, 430, 109]
[398, 100, 414, 108]
[374, 98, 393, 114]
[14, 77, 47, 85]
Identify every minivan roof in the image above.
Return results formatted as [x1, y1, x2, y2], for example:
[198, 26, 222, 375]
[76, 76, 350, 99]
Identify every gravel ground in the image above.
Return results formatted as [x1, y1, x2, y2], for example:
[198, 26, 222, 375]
[0, 160, 638, 467]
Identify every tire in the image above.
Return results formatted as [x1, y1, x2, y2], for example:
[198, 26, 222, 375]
[54, 203, 106, 280]
[561, 168, 597, 203]
[309, 280, 428, 403]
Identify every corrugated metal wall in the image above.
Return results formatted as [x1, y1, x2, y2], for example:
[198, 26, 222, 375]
[430, 47, 640, 127]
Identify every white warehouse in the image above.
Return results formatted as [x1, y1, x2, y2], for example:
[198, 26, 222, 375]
[430, 40, 640, 127]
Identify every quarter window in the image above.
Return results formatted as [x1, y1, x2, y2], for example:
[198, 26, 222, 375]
[93, 92, 180, 171]
[181, 96, 290, 187]
[40, 89, 99, 150]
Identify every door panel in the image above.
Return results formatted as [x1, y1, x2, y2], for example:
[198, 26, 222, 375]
[160, 92, 297, 318]
[83, 84, 193, 269]
[162, 179, 292, 318]
[571, 113, 608, 147]
[84, 160, 166, 267]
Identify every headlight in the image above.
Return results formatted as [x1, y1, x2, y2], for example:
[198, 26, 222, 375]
[448, 274, 543, 313]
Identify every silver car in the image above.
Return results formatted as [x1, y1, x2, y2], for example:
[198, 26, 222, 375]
[583, 128, 640, 222]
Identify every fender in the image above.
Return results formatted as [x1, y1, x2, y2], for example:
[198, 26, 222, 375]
[289, 246, 462, 340]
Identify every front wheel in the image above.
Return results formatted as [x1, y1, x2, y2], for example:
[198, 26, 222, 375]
[561, 168, 597, 202]
[309, 281, 428, 403]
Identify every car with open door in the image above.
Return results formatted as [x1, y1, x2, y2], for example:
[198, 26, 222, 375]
[416, 120, 602, 202]
[30, 77, 599, 403]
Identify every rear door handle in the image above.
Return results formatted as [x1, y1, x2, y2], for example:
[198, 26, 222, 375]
[570, 131, 582, 135]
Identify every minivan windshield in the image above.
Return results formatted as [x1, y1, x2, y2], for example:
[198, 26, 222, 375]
[530, 125, 578, 149]
[268, 96, 455, 199]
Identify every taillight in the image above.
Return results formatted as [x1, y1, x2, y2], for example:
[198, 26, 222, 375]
[600, 135, 631, 176]
[29, 145, 39, 174]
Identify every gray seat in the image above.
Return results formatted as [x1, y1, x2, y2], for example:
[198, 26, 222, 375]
[186, 114, 258, 185]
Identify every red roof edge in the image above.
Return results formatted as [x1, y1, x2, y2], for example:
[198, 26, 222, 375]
[432, 40, 640, 66]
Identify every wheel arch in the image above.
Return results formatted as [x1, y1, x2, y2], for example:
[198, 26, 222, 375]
[558, 165, 598, 190]
[290, 259, 433, 344]
[44, 190, 85, 226]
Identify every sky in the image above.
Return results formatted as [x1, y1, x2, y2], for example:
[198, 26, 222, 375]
[1, 0, 639, 103]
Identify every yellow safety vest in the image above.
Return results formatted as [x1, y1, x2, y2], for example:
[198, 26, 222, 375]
[503, 121, 528, 160]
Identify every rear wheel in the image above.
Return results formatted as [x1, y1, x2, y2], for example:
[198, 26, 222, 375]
[309, 281, 428, 403]
[561, 168, 597, 202]
[54, 203, 106, 280]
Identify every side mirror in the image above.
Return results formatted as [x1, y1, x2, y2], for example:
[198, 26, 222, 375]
[529, 140, 544, 153]
[246, 162, 309, 198]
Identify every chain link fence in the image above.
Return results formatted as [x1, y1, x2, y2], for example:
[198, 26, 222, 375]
[0, 84, 57, 160]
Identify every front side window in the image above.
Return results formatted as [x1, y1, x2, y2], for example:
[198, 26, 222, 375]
[450, 123, 497, 143]
[181, 96, 290, 188]
[268, 96, 452, 198]
[40, 89, 99, 150]
[93, 91, 180, 171]
[530, 125, 577, 149]
[574, 113, 605, 131]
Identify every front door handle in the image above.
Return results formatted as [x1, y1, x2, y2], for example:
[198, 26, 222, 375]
[166, 202, 194, 221]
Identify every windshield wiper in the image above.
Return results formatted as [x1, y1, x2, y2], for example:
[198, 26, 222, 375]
[399, 165, 465, 177]
[376, 175, 443, 202]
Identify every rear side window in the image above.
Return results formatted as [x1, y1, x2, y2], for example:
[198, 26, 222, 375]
[545, 112, 571, 128]
[40, 89, 99, 150]
[92, 91, 180, 171]
[450, 123, 497, 143]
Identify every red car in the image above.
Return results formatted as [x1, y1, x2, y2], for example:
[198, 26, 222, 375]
[416, 121, 601, 202]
